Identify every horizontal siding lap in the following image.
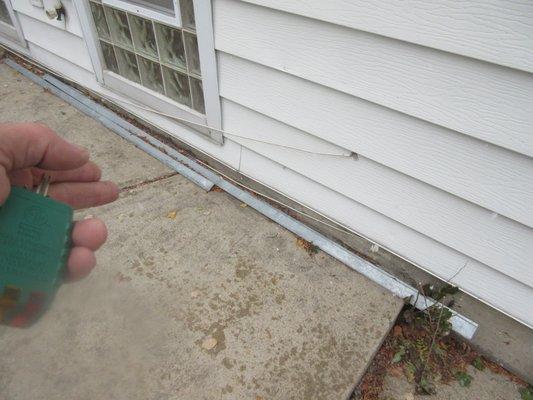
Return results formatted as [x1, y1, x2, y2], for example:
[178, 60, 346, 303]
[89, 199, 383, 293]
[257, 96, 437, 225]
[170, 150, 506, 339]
[238, 0, 533, 73]
[12, 0, 84, 37]
[221, 99, 351, 156]
[18, 14, 93, 71]
[236, 137, 533, 288]
[239, 147, 533, 328]
[214, 0, 533, 157]
[218, 53, 533, 228]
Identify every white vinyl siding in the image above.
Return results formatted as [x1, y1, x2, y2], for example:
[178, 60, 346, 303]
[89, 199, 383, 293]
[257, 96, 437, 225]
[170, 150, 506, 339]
[239, 0, 533, 73]
[16, 12, 94, 71]
[215, 0, 533, 158]
[11, 0, 84, 36]
[212, 0, 533, 327]
[218, 53, 533, 229]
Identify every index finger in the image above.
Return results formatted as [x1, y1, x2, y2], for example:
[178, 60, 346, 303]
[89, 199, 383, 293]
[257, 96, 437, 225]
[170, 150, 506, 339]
[0, 123, 89, 172]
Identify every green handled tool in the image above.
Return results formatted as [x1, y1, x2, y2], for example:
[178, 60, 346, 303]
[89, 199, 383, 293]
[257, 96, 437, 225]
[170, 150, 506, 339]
[0, 178, 72, 327]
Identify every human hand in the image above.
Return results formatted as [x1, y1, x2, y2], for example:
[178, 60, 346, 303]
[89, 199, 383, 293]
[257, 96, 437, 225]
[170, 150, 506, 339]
[0, 123, 119, 281]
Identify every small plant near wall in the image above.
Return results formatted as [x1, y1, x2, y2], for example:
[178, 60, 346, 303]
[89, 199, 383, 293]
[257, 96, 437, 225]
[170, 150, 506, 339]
[353, 283, 529, 399]
[520, 387, 533, 400]
[392, 289, 459, 395]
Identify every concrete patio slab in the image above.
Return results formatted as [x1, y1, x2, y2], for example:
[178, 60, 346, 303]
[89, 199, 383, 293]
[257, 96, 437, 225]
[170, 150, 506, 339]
[0, 59, 403, 399]
[0, 175, 402, 400]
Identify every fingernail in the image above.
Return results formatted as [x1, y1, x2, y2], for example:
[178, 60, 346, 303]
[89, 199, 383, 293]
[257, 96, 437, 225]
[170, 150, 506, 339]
[84, 214, 94, 220]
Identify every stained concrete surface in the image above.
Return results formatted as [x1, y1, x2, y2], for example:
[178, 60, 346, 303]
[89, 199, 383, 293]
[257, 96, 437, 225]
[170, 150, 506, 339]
[0, 60, 403, 399]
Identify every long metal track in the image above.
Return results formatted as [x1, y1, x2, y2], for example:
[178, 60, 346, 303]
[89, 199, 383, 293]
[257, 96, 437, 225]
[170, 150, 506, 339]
[5, 59, 478, 339]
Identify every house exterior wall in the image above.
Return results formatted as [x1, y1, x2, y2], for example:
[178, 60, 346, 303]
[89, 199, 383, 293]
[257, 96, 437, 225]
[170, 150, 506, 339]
[2, 0, 532, 328]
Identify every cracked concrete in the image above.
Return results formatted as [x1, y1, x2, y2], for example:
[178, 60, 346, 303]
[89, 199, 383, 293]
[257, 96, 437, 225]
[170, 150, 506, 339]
[119, 172, 179, 191]
[0, 61, 403, 399]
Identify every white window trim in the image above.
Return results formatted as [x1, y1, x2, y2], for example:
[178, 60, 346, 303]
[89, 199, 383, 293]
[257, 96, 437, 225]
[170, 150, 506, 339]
[76, 0, 223, 144]
[102, 0, 181, 28]
[0, 0, 27, 48]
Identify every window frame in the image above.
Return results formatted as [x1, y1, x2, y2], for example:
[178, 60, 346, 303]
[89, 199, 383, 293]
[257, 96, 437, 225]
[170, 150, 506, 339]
[76, 0, 223, 144]
[102, 0, 181, 28]
[0, 0, 27, 48]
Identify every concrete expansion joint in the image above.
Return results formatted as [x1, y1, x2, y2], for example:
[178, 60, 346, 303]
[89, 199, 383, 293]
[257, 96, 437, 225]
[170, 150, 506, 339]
[120, 172, 179, 192]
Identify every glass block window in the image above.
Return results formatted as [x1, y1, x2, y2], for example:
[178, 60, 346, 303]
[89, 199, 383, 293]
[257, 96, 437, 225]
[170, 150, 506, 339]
[0, 0, 13, 26]
[89, 0, 205, 114]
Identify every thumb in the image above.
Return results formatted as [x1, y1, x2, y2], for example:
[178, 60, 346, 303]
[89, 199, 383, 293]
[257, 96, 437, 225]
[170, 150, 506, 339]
[0, 123, 89, 205]
[0, 123, 89, 172]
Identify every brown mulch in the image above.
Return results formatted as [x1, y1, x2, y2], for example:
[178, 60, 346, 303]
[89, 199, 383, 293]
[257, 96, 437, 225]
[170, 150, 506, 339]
[352, 333, 396, 400]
